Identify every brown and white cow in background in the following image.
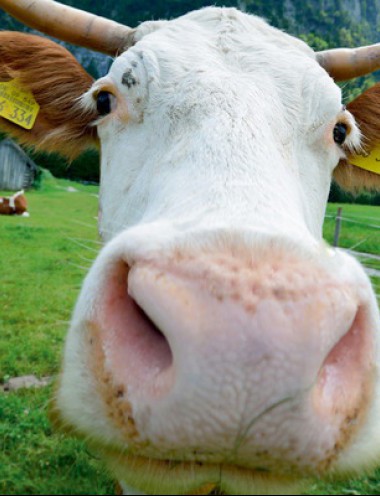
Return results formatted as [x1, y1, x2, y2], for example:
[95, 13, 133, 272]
[0, 190, 28, 216]
[1, 0, 380, 494]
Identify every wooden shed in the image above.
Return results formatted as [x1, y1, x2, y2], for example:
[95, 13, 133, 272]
[0, 139, 38, 191]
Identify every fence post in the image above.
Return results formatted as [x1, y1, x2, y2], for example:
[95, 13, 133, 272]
[333, 207, 343, 247]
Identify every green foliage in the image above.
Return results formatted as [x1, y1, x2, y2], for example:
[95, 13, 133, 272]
[329, 181, 380, 205]
[29, 149, 100, 184]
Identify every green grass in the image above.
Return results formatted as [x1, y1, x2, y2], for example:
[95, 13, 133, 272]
[325, 204, 380, 294]
[325, 203, 380, 258]
[0, 180, 100, 380]
[0, 186, 379, 495]
[0, 387, 113, 495]
[0, 179, 113, 495]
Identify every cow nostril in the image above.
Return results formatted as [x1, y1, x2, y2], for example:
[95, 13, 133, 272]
[98, 261, 174, 398]
[130, 296, 174, 372]
[314, 306, 374, 420]
[133, 298, 165, 340]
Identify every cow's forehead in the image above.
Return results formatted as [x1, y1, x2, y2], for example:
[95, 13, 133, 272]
[114, 6, 338, 100]
[133, 7, 314, 58]
[106, 7, 342, 137]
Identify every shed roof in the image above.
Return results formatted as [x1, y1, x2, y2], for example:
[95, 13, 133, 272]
[0, 138, 38, 172]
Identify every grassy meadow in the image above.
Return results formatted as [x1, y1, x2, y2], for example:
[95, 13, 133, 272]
[0, 178, 113, 495]
[0, 179, 380, 495]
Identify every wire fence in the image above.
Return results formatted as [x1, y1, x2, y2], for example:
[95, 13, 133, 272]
[326, 207, 380, 287]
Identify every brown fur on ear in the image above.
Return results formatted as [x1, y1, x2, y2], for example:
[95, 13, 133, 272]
[0, 32, 98, 159]
[334, 83, 380, 192]
[347, 82, 380, 154]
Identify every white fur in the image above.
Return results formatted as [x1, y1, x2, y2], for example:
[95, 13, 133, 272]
[59, 7, 379, 494]
[89, 11, 356, 245]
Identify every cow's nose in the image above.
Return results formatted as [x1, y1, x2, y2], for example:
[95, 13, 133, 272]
[88, 250, 375, 466]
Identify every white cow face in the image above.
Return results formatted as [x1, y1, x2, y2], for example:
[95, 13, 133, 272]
[0, 6, 379, 496]
[88, 9, 360, 247]
[54, 9, 380, 495]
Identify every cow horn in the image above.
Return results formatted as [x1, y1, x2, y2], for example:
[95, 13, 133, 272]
[0, 0, 135, 55]
[317, 44, 380, 81]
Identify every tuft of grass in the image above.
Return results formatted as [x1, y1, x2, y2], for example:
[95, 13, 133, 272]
[0, 386, 113, 495]
[307, 472, 380, 495]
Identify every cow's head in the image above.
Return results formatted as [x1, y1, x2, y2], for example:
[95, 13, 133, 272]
[1, 1, 380, 494]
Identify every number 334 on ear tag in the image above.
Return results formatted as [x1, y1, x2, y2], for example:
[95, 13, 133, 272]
[0, 79, 40, 130]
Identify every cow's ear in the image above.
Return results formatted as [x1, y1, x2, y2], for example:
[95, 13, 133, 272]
[0, 32, 98, 159]
[333, 83, 380, 191]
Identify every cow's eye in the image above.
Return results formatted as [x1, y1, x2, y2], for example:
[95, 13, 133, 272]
[333, 123, 348, 145]
[96, 91, 113, 116]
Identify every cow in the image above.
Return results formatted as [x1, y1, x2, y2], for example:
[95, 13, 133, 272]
[0, 190, 28, 216]
[1, 0, 380, 494]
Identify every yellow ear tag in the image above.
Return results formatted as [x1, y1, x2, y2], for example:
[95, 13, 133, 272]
[0, 79, 40, 130]
[350, 147, 380, 175]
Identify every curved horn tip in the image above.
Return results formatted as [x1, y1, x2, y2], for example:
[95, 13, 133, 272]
[317, 45, 380, 81]
[0, 0, 135, 55]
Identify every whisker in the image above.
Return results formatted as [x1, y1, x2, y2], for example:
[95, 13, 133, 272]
[67, 237, 100, 253]
[365, 258, 380, 266]
[71, 218, 120, 238]
[367, 270, 380, 279]
[71, 219, 99, 232]
[68, 235, 103, 246]
[231, 393, 299, 460]
[76, 253, 97, 264]
[67, 261, 92, 272]
[230, 372, 319, 463]
[345, 249, 380, 262]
